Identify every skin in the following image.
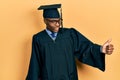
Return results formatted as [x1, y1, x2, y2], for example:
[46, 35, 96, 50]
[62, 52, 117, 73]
[44, 18, 61, 32]
[44, 18, 114, 55]
[102, 39, 114, 55]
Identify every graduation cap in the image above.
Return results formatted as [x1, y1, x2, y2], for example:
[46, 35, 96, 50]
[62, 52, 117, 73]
[38, 4, 63, 27]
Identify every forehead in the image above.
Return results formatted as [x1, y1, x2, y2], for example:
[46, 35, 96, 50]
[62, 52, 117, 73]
[45, 18, 60, 20]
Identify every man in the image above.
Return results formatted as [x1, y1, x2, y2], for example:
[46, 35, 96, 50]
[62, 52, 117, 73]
[26, 4, 114, 80]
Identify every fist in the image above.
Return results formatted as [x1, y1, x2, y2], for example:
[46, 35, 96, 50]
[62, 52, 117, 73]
[102, 39, 114, 55]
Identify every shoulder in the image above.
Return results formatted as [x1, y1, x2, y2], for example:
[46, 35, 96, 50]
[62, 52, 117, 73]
[33, 30, 46, 37]
[32, 30, 46, 41]
[61, 27, 78, 32]
[59, 27, 81, 37]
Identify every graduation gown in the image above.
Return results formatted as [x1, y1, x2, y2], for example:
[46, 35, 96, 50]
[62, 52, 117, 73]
[26, 28, 105, 80]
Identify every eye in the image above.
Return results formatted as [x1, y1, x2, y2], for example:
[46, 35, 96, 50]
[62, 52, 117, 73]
[51, 20, 55, 23]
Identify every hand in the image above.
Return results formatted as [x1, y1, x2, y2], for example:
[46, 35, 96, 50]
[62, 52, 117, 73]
[101, 39, 114, 55]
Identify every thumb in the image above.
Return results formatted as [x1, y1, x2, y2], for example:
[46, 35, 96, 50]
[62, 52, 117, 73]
[103, 39, 112, 47]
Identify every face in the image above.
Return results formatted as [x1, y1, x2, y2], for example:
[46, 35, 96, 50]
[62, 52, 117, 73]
[44, 18, 61, 32]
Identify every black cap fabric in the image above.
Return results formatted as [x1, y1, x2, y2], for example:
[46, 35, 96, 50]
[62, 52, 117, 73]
[38, 4, 61, 18]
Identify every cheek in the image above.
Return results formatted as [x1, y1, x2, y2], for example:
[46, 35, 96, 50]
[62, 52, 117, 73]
[48, 23, 55, 27]
[47, 23, 54, 29]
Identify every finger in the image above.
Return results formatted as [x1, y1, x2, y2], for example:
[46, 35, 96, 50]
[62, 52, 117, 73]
[106, 49, 114, 52]
[106, 39, 112, 44]
[109, 44, 113, 47]
[107, 44, 114, 49]
[103, 39, 111, 46]
[106, 49, 113, 54]
[106, 47, 114, 55]
[106, 52, 113, 55]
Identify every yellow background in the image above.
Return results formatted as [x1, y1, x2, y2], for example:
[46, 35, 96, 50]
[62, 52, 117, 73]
[0, 0, 120, 80]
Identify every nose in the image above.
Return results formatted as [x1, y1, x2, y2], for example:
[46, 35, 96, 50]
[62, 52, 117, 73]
[55, 22, 60, 27]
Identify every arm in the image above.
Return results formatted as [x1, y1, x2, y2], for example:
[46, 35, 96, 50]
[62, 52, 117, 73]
[26, 35, 41, 80]
[71, 28, 105, 71]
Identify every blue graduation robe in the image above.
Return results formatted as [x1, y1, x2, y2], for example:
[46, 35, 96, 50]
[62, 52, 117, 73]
[26, 28, 105, 80]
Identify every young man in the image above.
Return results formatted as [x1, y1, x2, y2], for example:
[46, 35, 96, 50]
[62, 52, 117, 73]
[26, 4, 114, 80]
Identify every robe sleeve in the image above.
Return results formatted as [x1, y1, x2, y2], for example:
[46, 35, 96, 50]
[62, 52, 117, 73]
[71, 28, 105, 71]
[26, 35, 42, 80]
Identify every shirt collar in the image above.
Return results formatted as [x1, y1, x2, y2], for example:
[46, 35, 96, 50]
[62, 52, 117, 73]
[45, 28, 58, 37]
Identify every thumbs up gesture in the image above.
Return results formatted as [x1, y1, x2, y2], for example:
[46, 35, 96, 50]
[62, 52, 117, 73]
[101, 39, 114, 55]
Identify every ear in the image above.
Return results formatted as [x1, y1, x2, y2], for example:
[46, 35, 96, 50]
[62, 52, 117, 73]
[44, 18, 49, 26]
[44, 18, 47, 24]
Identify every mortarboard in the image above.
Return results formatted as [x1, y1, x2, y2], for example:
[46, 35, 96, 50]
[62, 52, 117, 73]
[38, 4, 61, 18]
[38, 4, 63, 27]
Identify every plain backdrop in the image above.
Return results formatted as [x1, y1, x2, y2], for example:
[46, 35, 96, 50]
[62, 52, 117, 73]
[0, 0, 120, 80]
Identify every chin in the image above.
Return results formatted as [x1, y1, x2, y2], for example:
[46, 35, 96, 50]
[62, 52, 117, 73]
[54, 27, 60, 32]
